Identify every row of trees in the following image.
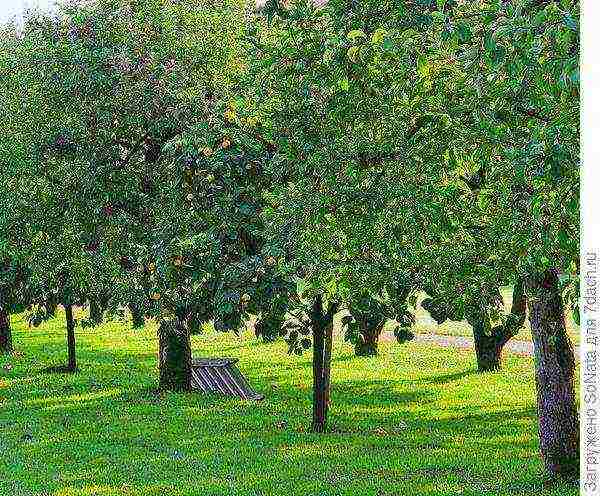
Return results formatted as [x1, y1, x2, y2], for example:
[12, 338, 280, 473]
[0, 0, 579, 482]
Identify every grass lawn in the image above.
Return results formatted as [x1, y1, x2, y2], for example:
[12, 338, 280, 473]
[0, 312, 579, 496]
[410, 288, 580, 345]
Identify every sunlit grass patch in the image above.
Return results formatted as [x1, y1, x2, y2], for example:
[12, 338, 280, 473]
[0, 314, 578, 496]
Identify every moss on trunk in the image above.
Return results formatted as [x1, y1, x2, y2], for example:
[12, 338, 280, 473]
[158, 319, 192, 392]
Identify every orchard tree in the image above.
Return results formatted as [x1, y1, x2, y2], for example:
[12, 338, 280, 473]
[1, 0, 292, 387]
[421, 282, 526, 372]
[420, 0, 580, 479]
[342, 279, 415, 357]
[248, 0, 451, 431]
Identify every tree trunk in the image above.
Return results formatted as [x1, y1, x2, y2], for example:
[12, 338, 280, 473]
[312, 297, 326, 433]
[89, 299, 103, 324]
[322, 320, 333, 414]
[158, 319, 192, 392]
[468, 282, 527, 372]
[472, 323, 502, 372]
[64, 304, 77, 372]
[311, 295, 337, 433]
[129, 303, 145, 329]
[0, 307, 13, 354]
[526, 270, 579, 481]
[355, 321, 383, 357]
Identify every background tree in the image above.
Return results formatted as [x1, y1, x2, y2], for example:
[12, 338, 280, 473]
[342, 278, 415, 357]
[422, 282, 527, 371]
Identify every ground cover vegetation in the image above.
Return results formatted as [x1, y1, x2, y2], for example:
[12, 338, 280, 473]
[0, 314, 579, 496]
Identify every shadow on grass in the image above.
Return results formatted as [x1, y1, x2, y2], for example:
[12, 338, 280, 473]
[412, 369, 478, 385]
[40, 364, 78, 374]
[3, 323, 576, 496]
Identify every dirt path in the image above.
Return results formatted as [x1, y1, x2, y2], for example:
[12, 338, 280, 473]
[381, 330, 581, 360]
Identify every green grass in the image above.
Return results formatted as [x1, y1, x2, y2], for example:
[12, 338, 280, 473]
[0, 312, 579, 496]
[411, 288, 580, 345]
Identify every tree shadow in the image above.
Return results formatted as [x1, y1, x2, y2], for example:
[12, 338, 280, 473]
[40, 364, 78, 374]
[412, 368, 478, 385]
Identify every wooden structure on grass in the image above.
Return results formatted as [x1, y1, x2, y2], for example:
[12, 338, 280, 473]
[191, 358, 264, 400]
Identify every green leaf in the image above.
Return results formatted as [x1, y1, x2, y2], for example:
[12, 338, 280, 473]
[431, 11, 445, 23]
[370, 28, 387, 45]
[533, 10, 546, 27]
[417, 55, 430, 78]
[484, 33, 496, 53]
[347, 29, 366, 42]
[557, 229, 570, 249]
[456, 23, 472, 43]
[238, 203, 254, 215]
[398, 29, 419, 42]
[347, 46, 360, 64]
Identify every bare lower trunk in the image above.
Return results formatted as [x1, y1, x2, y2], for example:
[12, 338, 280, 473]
[472, 327, 502, 371]
[311, 295, 337, 433]
[526, 270, 579, 481]
[322, 321, 333, 413]
[312, 309, 326, 433]
[468, 282, 527, 372]
[355, 321, 383, 357]
[64, 304, 77, 372]
[158, 319, 192, 391]
[0, 307, 13, 354]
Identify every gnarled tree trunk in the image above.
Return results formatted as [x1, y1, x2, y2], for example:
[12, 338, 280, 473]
[355, 321, 384, 357]
[311, 295, 338, 433]
[0, 306, 13, 354]
[526, 269, 579, 481]
[158, 319, 192, 392]
[471, 320, 502, 372]
[467, 282, 527, 372]
[64, 304, 77, 372]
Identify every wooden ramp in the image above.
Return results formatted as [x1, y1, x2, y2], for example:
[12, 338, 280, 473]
[190, 358, 264, 400]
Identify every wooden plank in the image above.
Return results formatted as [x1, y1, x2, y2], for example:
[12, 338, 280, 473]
[190, 357, 263, 400]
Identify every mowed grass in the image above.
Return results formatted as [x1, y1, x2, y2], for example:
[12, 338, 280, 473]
[410, 288, 580, 345]
[0, 312, 579, 496]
